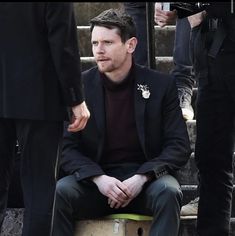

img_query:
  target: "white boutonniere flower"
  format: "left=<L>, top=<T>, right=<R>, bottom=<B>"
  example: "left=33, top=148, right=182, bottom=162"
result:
left=137, top=84, right=151, bottom=99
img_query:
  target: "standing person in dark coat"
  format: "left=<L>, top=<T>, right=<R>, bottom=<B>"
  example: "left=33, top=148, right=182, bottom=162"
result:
left=156, top=3, right=235, bottom=235
left=52, top=8, right=191, bottom=236
left=187, top=3, right=235, bottom=235
left=0, top=3, right=90, bottom=236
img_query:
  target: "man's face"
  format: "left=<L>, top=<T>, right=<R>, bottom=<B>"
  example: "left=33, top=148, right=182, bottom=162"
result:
left=91, top=26, right=129, bottom=73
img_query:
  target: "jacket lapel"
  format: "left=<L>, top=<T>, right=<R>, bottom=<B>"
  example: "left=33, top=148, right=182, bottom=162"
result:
left=89, top=71, right=105, bottom=157
left=134, top=66, right=147, bottom=156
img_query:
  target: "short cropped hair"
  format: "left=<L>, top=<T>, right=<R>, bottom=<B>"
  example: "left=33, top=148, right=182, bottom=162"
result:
left=90, top=8, right=136, bottom=43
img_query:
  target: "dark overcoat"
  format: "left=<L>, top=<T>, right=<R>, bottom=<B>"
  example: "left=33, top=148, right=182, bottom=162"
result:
left=0, top=2, right=84, bottom=121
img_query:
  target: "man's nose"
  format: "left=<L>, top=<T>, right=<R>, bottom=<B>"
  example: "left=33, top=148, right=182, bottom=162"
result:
left=96, top=43, right=105, bottom=53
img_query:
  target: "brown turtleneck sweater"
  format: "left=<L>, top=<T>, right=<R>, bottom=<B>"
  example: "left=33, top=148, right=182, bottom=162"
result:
left=100, top=68, right=145, bottom=165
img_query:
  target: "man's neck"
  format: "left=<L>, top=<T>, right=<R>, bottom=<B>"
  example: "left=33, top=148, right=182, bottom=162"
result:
left=105, top=60, right=132, bottom=84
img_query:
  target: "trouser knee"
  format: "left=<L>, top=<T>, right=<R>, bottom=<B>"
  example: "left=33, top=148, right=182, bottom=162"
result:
left=148, top=176, right=182, bottom=212
left=55, top=175, right=78, bottom=208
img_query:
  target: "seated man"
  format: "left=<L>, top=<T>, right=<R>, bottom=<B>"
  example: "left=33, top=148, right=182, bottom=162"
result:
left=52, top=9, right=191, bottom=236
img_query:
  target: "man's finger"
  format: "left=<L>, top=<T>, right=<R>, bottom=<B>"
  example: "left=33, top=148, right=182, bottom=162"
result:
left=67, top=116, right=89, bottom=132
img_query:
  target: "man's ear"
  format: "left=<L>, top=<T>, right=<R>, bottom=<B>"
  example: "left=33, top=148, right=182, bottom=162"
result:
left=126, top=37, right=137, bottom=53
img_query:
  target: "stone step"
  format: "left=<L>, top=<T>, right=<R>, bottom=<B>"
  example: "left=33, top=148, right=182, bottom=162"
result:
left=77, top=26, right=175, bottom=57
left=177, top=155, right=198, bottom=185
left=155, top=26, right=175, bottom=56
left=181, top=185, right=198, bottom=206
left=1, top=208, right=235, bottom=236
left=178, top=151, right=235, bottom=185
left=186, top=120, right=196, bottom=152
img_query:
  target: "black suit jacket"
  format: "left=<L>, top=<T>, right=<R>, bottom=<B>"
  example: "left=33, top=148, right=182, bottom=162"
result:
left=0, top=3, right=84, bottom=121
left=60, top=64, right=191, bottom=180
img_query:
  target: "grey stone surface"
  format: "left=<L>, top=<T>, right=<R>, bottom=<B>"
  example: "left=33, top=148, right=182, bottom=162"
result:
left=186, top=120, right=196, bottom=152
left=178, top=155, right=199, bottom=185
left=77, top=27, right=92, bottom=58
left=155, top=26, right=175, bottom=56
left=1, top=208, right=24, bottom=236
left=155, top=56, right=174, bottom=73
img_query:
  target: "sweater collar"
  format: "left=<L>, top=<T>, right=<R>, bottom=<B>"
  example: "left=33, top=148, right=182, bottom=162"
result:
left=100, top=63, right=135, bottom=91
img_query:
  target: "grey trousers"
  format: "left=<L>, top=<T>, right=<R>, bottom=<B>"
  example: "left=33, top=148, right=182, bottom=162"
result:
left=52, top=174, right=182, bottom=236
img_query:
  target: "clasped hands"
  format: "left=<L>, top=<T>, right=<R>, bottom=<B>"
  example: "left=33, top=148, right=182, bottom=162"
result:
left=92, top=174, right=149, bottom=209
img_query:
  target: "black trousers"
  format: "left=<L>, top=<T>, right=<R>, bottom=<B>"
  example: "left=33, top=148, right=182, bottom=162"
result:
left=0, top=118, right=62, bottom=236
left=53, top=173, right=182, bottom=236
left=123, top=2, right=148, bottom=66
left=7, top=147, right=24, bottom=208
left=195, top=43, right=235, bottom=236
left=172, top=18, right=195, bottom=94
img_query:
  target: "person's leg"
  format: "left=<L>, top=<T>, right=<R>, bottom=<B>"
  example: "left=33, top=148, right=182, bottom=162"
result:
left=16, top=120, right=63, bottom=236
left=172, top=18, right=195, bottom=120
left=123, top=2, right=148, bottom=66
left=195, top=54, right=235, bottom=236
left=126, top=174, right=182, bottom=236
left=0, top=119, right=16, bottom=228
left=7, top=143, right=24, bottom=208
left=52, top=175, right=112, bottom=236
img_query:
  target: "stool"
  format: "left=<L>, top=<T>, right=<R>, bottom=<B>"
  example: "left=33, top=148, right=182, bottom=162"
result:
left=75, top=213, right=153, bottom=236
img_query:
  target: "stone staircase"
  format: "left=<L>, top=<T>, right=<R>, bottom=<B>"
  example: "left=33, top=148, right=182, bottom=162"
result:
left=1, top=2, right=235, bottom=236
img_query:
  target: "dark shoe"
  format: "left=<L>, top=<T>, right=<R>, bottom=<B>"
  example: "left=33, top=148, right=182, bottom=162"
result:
left=181, top=197, right=199, bottom=216
left=178, top=88, right=194, bottom=120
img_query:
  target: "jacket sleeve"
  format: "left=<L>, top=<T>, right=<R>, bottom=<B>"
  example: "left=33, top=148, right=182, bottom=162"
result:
left=136, top=77, right=191, bottom=178
left=46, top=3, right=84, bottom=107
left=59, top=122, right=105, bottom=180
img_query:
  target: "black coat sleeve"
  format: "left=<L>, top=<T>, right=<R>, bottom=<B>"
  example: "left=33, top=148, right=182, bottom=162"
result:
left=59, top=122, right=105, bottom=180
left=46, top=3, right=84, bottom=107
